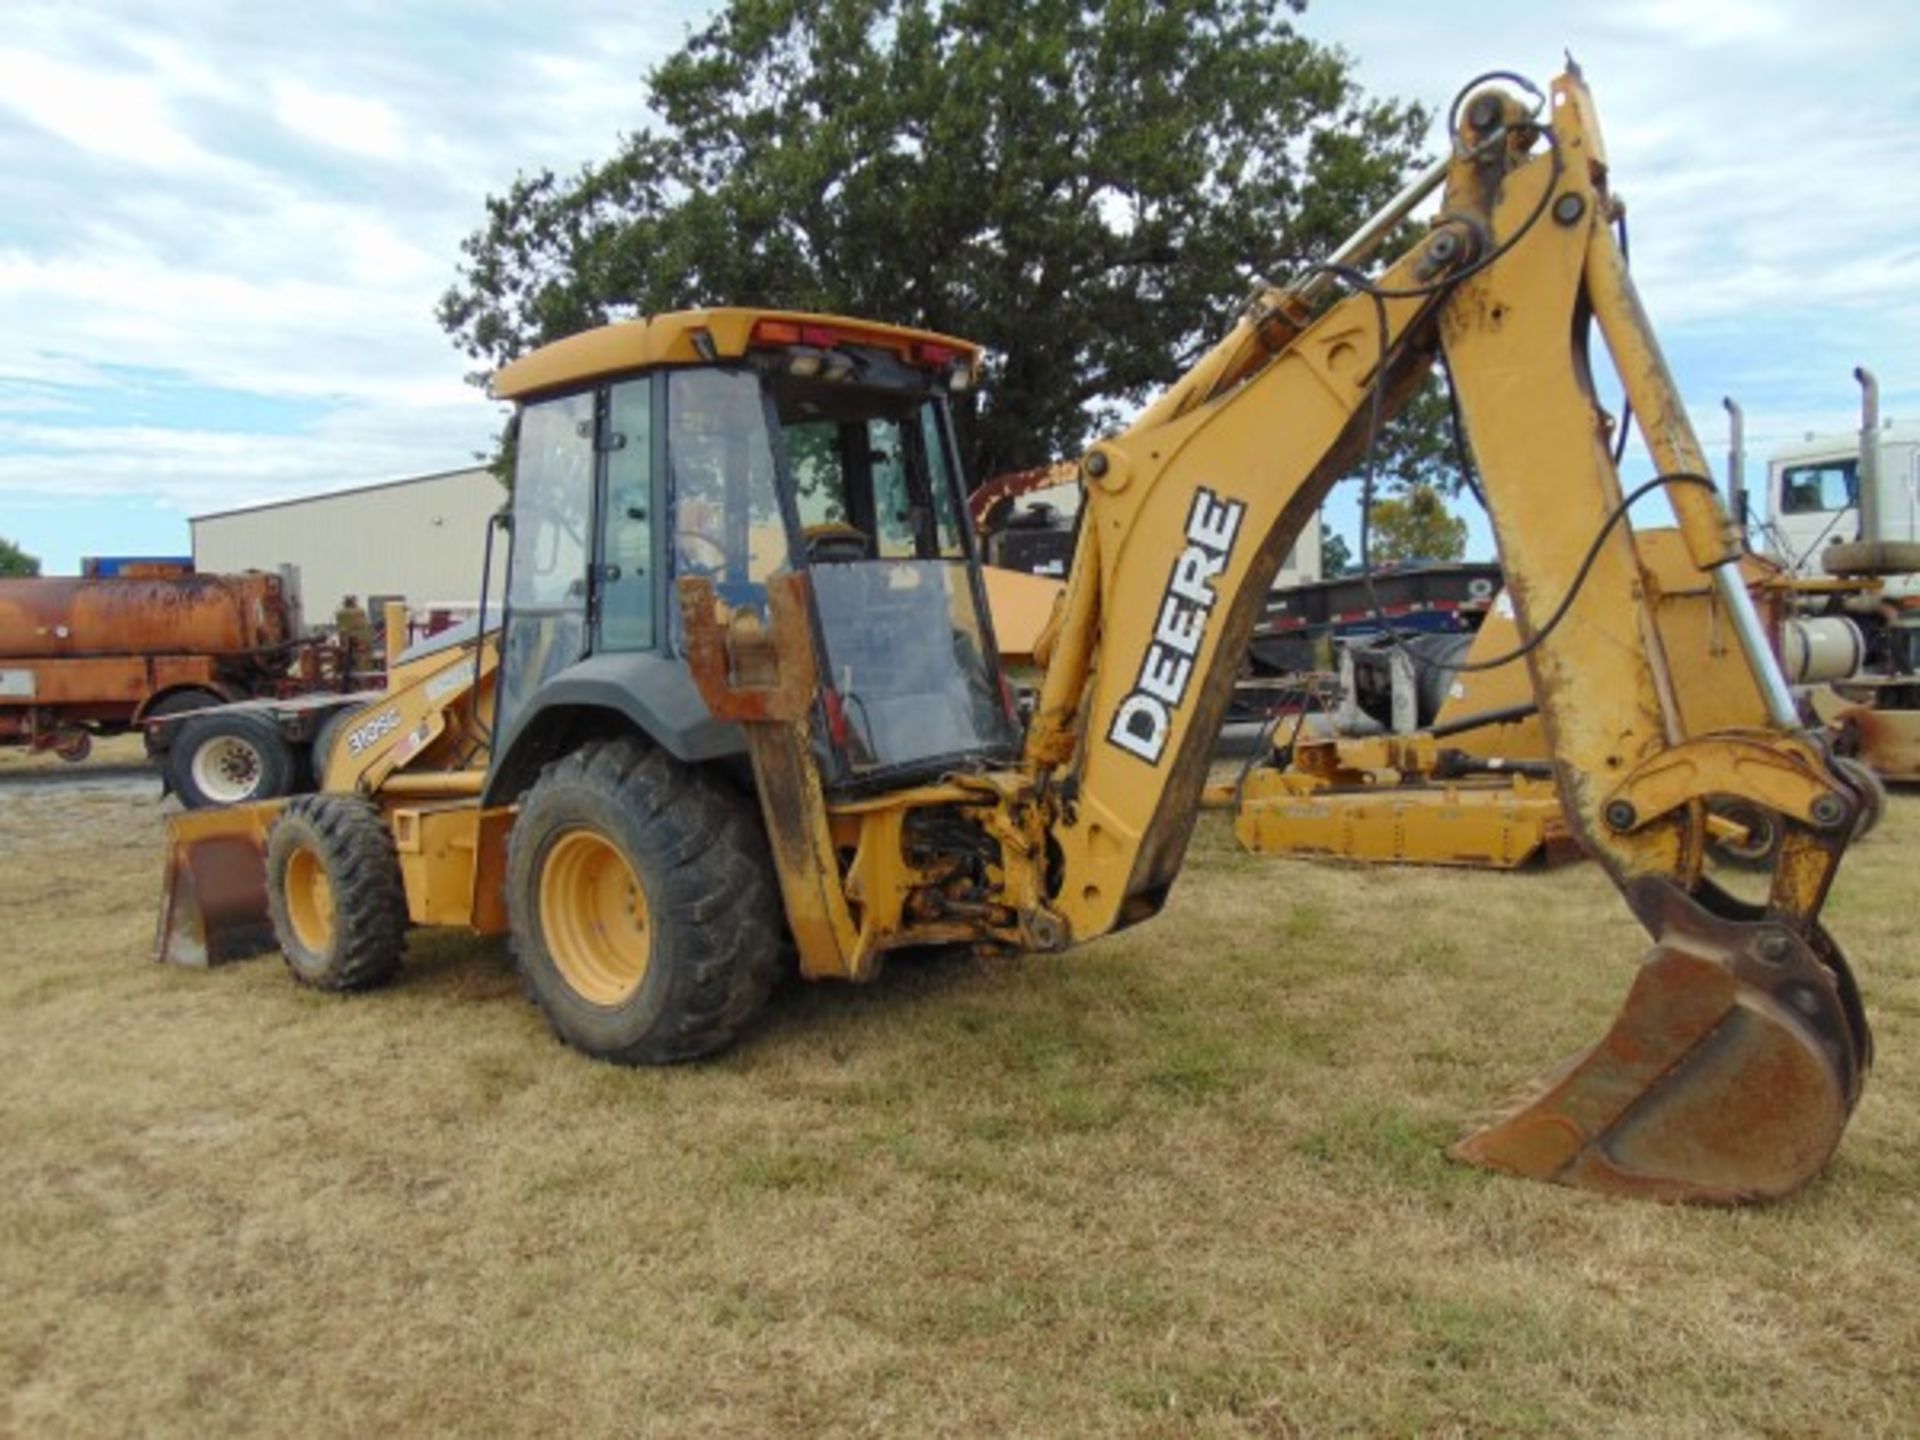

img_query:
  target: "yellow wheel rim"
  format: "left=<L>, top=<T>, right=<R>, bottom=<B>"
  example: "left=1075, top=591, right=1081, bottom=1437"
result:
left=539, top=828, right=651, bottom=1006
left=285, top=846, right=335, bottom=954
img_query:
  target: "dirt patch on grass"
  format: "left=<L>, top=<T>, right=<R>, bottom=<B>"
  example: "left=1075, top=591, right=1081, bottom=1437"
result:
left=2, top=785, right=1916, bottom=1436
left=0, top=733, right=150, bottom=773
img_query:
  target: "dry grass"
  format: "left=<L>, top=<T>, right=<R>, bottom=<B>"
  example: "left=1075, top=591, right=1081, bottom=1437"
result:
left=0, top=733, right=149, bottom=773
left=1, top=776, right=1916, bottom=1437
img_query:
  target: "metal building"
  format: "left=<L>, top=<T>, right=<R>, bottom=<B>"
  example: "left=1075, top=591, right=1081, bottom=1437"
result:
left=191, top=467, right=506, bottom=631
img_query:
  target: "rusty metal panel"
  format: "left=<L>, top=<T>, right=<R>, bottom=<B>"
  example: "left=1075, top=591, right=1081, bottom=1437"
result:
left=0, top=656, right=225, bottom=717
left=0, top=573, right=290, bottom=660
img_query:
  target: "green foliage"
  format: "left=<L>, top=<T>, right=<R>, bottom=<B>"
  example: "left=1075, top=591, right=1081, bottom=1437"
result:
left=1365, top=482, right=1467, bottom=565
left=0, top=536, right=41, bottom=577
left=1320, top=530, right=1352, bottom=576
left=439, top=0, right=1432, bottom=483
left=1374, top=369, right=1467, bottom=494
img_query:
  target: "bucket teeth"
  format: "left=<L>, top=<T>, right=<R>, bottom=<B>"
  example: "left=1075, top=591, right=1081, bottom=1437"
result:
left=1451, top=890, right=1868, bottom=1205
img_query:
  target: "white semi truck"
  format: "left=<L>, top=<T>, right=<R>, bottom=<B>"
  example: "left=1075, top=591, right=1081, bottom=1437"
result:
left=1728, top=369, right=1920, bottom=779
left=1749, top=371, right=1920, bottom=599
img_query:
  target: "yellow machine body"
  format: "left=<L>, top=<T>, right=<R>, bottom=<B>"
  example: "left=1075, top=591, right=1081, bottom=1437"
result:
left=1232, top=721, right=1572, bottom=868
left=1235, top=759, right=1572, bottom=869
left=156, top=606, right=504, bottom=964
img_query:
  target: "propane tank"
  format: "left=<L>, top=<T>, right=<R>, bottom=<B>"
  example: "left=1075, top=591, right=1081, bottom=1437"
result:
left=0, top=574, right=292, bottom=661
left=1782, top=615, right=1865, bottom=685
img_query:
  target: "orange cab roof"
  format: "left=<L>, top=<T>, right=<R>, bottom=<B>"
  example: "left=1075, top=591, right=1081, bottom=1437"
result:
left=490, top=307, right=983, bottom=401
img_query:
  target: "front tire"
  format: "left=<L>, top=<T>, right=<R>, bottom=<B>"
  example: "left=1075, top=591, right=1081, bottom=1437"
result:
left=266, top=795, right=407, bottom=991
left=506, top=737, right=783, bottom=1064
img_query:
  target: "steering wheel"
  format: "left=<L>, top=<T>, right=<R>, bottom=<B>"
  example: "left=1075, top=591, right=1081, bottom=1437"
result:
left=804, top=522, right=872, bottom=564
left=674, top=527, right=730, bottom=575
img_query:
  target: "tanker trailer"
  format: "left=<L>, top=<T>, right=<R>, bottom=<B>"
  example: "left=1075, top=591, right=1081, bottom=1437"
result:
left=0, top=571, right=345, bottom=800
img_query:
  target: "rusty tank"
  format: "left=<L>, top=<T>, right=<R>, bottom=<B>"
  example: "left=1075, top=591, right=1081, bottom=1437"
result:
left=0, top=572, right=293, bottom=660
left=0, top=571, right=328, bottom=762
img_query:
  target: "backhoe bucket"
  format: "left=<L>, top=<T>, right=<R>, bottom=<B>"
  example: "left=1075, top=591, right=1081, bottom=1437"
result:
left=154, top=805, right=283, bottom=968
left=1452, top=882, right=1870, bottom=1204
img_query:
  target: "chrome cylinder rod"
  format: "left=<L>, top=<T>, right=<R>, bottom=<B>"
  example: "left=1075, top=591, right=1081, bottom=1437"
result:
left=1296, top=153, right=1452, bottom=307
left=1715, top=562, right=1801, bottom=727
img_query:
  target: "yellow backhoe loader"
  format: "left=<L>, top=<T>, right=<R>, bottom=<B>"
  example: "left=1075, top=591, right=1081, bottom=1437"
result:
left=157, top=65, right=1873, bottom=1204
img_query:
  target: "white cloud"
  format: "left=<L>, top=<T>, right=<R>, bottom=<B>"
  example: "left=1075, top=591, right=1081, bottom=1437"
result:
left=0, top=0, right=1914, bottom=573
left=0, top=46, right=225, bottom=173
left=1619, top=0, right=1794, bottom=45
left=0, top=0, right=707, bottom=568
left=0, top=393, right=504, bottom=515
left=270, top=78, right=406, bottom=162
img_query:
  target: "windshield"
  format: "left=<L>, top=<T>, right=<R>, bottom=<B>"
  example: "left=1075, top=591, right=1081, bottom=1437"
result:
left=810, top=560, right=1016, bottom=778
left=771, top=372, right=1016, bottom=779
left=1779, top=459, right=1858, bottom=515
left=662, top=362, right=1016, bottom=780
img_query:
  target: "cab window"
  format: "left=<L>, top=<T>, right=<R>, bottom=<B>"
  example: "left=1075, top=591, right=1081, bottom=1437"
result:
left=499, top=389, right=595, bottom=736
left=769, top=389, right=967, bottom=563
left=667, top=369, right=790, bottom=600
left=509, top=393, right=594, bottom=608
left=1780, top=460, right=1857, bottom=515
left=598, top=377, right=655, bottom=650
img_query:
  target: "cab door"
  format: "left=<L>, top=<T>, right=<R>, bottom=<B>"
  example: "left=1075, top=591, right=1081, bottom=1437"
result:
left=497, top=389, right=596, bottom=740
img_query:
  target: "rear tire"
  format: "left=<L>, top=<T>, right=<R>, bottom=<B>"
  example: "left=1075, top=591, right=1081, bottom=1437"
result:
left=506, top=736, right=783, bottom=1064
left=170, top=710, right=296, bottom=809
left=265, top=795, right=407, bottom=991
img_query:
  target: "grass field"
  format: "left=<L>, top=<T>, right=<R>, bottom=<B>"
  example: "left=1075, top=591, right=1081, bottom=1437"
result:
left=1, top=773, right=1916, bottom=1437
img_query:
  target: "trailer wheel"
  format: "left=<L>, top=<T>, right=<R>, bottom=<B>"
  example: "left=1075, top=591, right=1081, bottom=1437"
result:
left=170, top=710, right=296, bottom=809
left=506, top=737, right=784, bottom=1065
left=142, top=687, right=225, bottom=757
left=266, top=795, right=406, bottom=991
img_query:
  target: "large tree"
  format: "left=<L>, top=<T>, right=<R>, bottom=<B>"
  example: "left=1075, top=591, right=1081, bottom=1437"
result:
left=0, top=536, right=40, bottom=577
left=440, top=0, right=1432, bottom=484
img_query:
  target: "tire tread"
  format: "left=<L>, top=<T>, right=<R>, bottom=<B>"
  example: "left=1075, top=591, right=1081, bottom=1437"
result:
left=506, top=736, right=784, bottom=1064
left=267, top=794, right=407, bottom=991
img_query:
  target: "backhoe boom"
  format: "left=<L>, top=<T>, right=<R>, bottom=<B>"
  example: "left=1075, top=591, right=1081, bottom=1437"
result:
left=1010, top=67, right=1870, bottom=1201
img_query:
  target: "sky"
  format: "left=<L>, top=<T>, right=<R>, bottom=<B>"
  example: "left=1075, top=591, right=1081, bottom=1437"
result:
left=1, top=0, right=1916, bottom=573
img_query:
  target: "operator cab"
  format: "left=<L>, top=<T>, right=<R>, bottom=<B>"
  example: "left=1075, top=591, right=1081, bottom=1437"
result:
left=491, top=309, right=1019, bottom=793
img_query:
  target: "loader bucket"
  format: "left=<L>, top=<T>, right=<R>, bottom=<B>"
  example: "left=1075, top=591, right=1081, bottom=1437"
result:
left=1452, top=880, right=1870, bottom=1204
left=154, top=804, right=284, bottom=968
